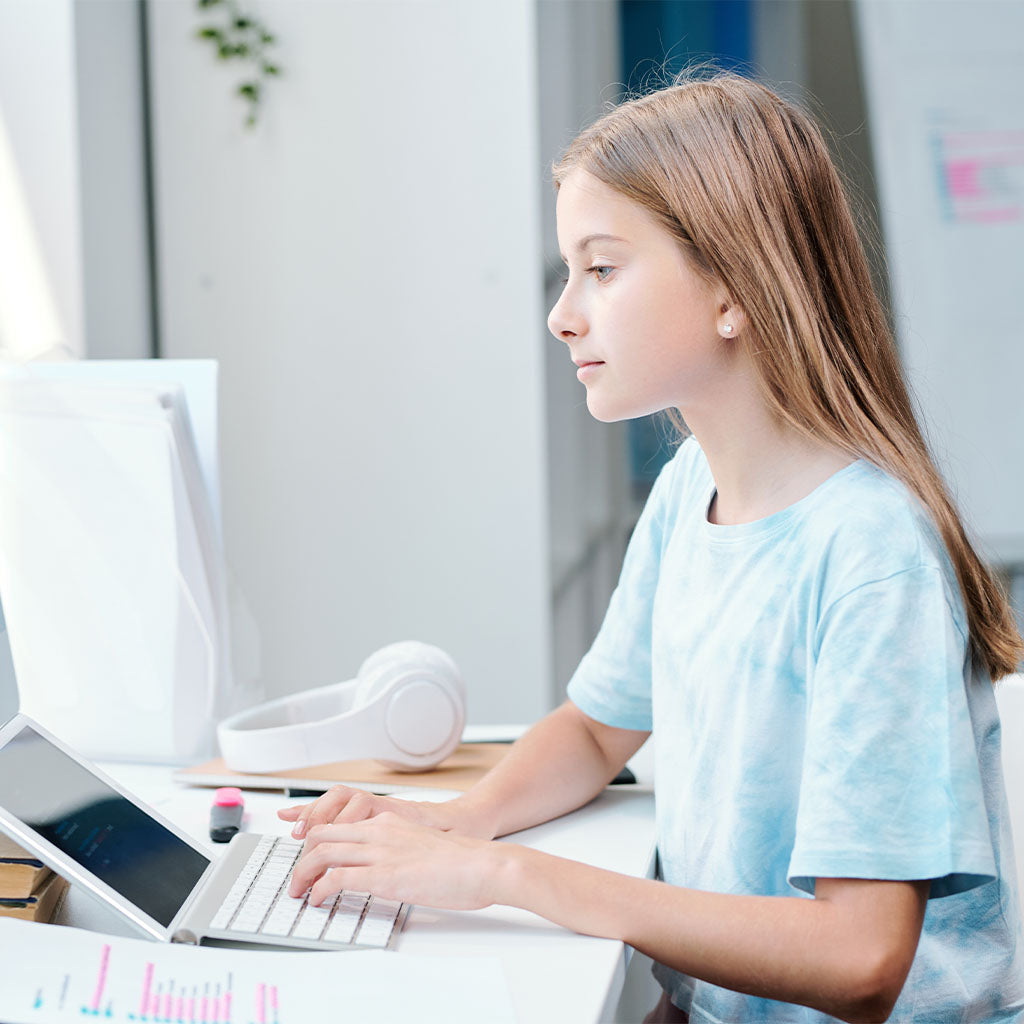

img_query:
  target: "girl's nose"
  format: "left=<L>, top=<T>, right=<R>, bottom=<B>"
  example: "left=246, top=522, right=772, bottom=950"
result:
left=547, top=290, right=587, bottom=342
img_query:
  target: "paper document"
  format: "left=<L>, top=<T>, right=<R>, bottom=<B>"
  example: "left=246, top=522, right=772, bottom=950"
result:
left=0, top=918, right=515, bottom=1024
left=6, top=360, right=224, bottom=533
left=0, top=362, right=237, bottom=762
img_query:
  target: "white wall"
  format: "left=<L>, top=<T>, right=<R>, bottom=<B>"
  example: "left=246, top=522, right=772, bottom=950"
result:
left=537, top=0, right=632, bottom=695
left=74, top=0, right=152, bottom=360
left=0, top=0, right=150, bottom=361
left=147, top=0, right=553, bottom=723
left=857, top=0, right=1024, bottom=568
left=0, top=0, right=84, bottom=358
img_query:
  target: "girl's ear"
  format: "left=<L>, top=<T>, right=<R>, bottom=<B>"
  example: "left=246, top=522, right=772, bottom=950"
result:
left=716, top=300, right=747, bottom=339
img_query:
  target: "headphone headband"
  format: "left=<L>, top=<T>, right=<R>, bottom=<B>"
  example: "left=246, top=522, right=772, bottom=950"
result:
left=216, top=642, right=466, bottom=773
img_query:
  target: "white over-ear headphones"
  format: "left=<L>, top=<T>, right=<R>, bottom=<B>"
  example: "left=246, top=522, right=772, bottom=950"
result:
left=217, top=641, right=466, bottom=773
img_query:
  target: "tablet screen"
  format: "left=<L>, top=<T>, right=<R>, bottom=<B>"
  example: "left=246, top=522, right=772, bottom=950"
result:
left=0, top=723, right=210, bottom=927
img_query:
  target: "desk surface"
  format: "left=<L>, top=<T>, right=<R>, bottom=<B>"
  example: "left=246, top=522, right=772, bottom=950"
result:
left=63, top=763, right=657, bottom=1024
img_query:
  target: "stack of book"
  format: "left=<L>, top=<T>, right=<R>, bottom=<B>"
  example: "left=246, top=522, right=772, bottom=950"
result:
left=0, top=833, right=67, bottom=923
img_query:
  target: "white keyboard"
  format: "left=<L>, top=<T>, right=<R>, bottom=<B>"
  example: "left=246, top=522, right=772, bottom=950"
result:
left=208, top=835, right=405, bottom=948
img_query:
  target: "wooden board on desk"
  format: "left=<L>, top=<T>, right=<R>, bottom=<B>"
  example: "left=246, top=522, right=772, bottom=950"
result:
left=174, top=742, right=510, bottom=793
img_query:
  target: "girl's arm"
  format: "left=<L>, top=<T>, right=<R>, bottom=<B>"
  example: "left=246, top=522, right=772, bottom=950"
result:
left=502, top=850, right=928, bottom=1022
left=289, top=816, right=928, bottom=1024
left=277, top=701, right=650, bottom=840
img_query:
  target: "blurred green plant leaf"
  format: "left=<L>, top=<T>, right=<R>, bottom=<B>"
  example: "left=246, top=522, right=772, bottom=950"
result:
left=195, top=0, right=281, bottom=128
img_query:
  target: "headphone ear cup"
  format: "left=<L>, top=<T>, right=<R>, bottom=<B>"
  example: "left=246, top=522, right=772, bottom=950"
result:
left=351, top=642, right=466, bottom=767
left=354, top=641, right=431, bottom=708
left=355, top=640, right=419, bottom=678
left=354, top=641, right=464, bottom=707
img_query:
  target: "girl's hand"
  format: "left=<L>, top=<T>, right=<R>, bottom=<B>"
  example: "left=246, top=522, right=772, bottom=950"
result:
left=286, top=813, right=506, bottom=911
left=276, top=785, right=470, bottom=839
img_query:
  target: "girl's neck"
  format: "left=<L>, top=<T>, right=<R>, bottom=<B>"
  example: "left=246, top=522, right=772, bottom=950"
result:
left=684, top=393, right=853, bottom=527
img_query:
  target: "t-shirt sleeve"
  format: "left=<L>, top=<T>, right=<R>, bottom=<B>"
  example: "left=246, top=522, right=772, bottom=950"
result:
left=565, top=454, right=681, bottom=732
left=788, top=565, right=997, bottom=898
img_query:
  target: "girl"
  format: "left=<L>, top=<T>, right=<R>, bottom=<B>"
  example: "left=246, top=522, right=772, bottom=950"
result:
left=280, top=74, right=1024, bottom=1022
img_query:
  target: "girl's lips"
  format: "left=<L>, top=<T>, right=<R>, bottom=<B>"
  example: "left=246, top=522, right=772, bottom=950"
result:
left=576, top=361, right=605, bottom=381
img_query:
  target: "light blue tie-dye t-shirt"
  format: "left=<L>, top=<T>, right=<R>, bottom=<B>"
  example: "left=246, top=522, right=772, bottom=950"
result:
left=567, top=438, right=1023, bottom=1022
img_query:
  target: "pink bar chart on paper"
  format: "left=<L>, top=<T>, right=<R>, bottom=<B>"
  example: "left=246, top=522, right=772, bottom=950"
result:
left=70, top=942, right=242, bottom=1023
left=124, top=970, right=234, bottom=1023
left=89, top=944, right=112, bottom=1016
left=252, top=982, right=281, bottom=1024
left=2, top=916, right=512, bottom=1024
left=933, top=127, right=1024, bottom=223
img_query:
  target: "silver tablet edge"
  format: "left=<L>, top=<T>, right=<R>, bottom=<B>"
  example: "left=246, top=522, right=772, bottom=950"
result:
left=0, top=711, right=221, bottom=941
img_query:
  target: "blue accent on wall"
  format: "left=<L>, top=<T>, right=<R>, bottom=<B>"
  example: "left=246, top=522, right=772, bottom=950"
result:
left=618, top=0, right=752, bottom=489
left=621, top=0, right=752, bottom=93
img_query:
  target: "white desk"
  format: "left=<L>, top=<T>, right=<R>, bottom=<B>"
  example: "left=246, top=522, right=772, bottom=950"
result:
left=60, top=764, right=658, bottom=1024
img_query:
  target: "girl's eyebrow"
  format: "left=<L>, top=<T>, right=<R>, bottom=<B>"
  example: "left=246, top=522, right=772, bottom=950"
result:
left=559, top=233, right=630, bottom=262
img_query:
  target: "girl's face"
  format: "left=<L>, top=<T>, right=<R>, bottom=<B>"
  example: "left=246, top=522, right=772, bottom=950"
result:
left=548, top=169, right=738, bottom=423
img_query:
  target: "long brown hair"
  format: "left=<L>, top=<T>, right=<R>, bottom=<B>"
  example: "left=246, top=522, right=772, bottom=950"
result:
left=554, top=72, right=1023, bottom=681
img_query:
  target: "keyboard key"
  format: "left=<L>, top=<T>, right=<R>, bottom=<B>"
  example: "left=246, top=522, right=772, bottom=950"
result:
left=210, top=900, right=240, bottom=931
left=366, top=897, right=402, bottom=917
left=357, top=919, right=396, bottom=947
left=293, top=899, right=336, bottom=940
left=231, top=910, right=267, bottom=933
left=261, top=894, right=306, bottom=936
left=324, top=909, right=362, bottom=944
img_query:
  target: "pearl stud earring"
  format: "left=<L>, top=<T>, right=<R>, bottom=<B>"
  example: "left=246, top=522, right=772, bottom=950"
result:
left=722, top=323, right=734, bottom=335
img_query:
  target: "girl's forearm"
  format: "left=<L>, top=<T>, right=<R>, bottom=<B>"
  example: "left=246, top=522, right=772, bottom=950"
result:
left=446, top=701, right=648, bottom=839
left=278, top=702, right=646, bottom=842
left=486, top=846, right=926, bottom=1023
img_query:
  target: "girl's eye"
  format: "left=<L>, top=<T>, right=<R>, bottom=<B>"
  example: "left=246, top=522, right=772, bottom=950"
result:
left=588, top=265, right=614, bottom=281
